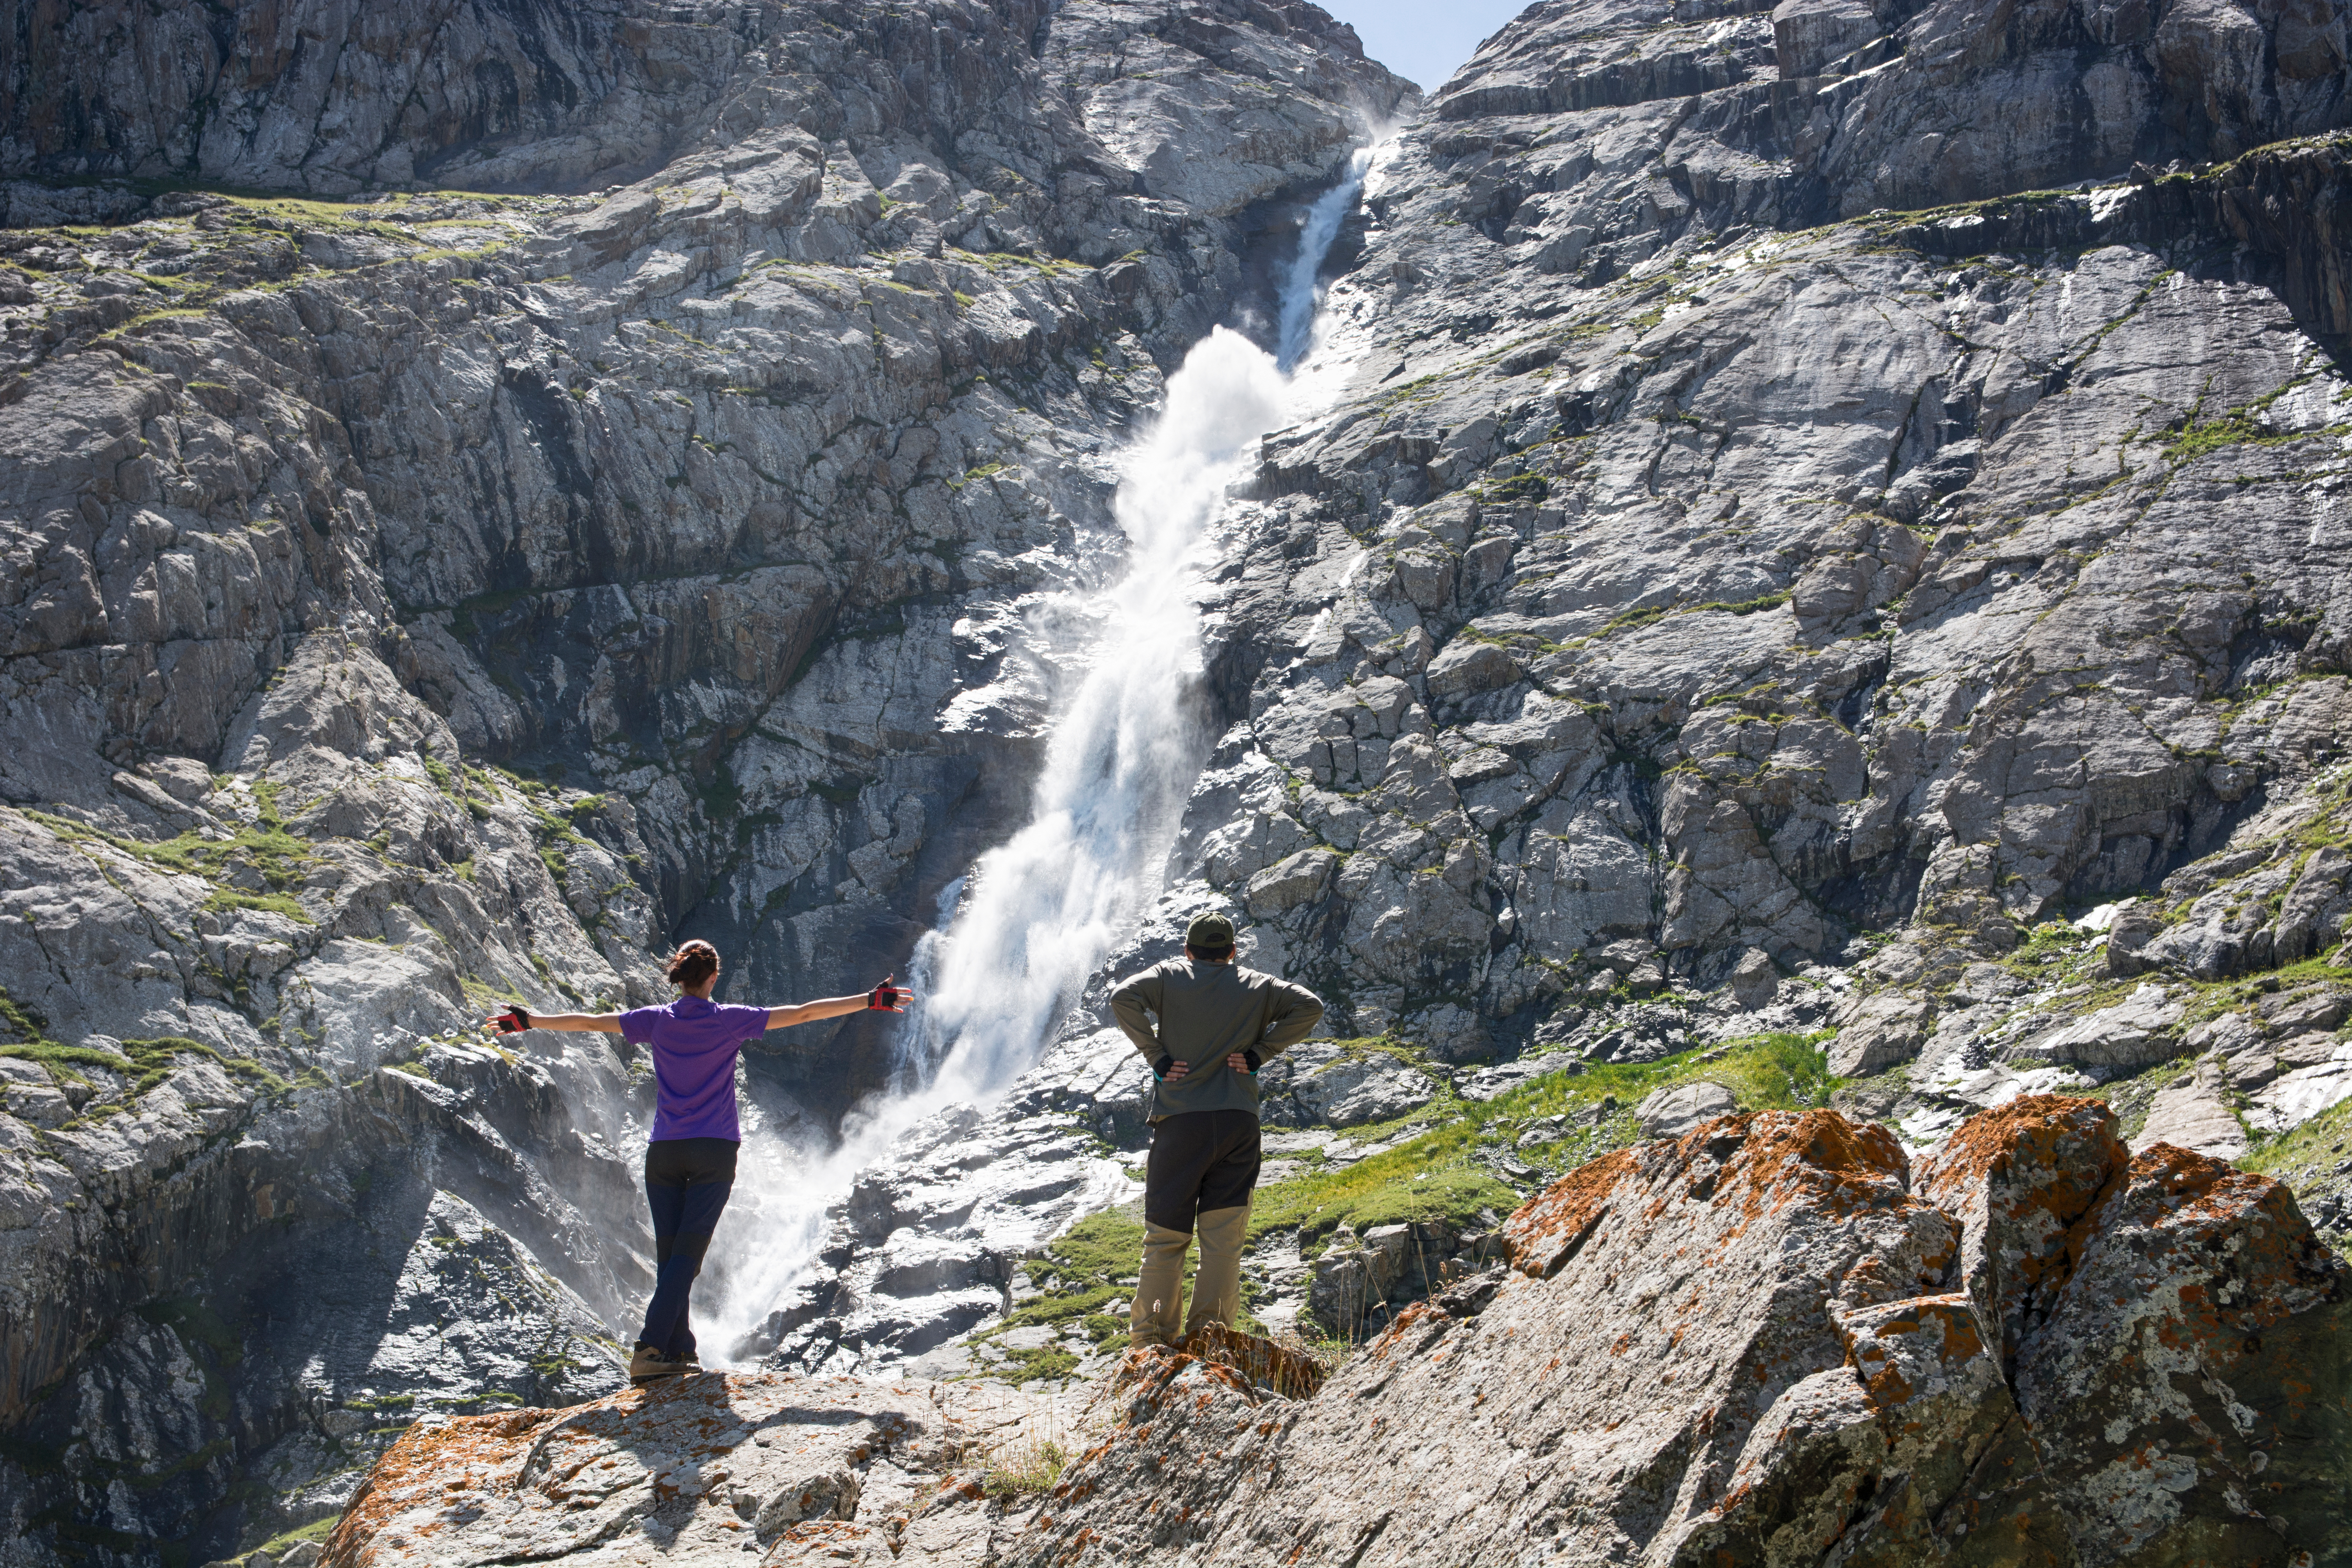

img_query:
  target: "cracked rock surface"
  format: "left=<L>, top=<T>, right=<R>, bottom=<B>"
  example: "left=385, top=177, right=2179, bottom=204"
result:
left=323, top=1098, right=2352, bottom=1566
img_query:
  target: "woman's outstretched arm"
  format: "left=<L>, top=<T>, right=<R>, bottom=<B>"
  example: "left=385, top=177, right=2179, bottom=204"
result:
left=485, top=1005, right=623, bottom=1034
left=766, top=976, right=913, bottom=1030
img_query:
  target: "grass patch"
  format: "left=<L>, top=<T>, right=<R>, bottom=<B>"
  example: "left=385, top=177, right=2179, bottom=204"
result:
left=0, top=1039, right=126, bottom=1083
left=1026, top=1209, right=1147, bottom=1294
left=978, top=1438, right=1069, bottom=1502
left=24, top=808, right=317, bottom=898
left=253, top=1516, right=340, bottom=1557
left=1249, top=1161, right=1517, bottom=1256
left=2238, top=1092, right=2352, bottom=1185
left=966, top=1210, right=1165, bottom=1379
left=201, top=888, right=310, bottom=922
left=1253, top=1032, right=1841, bottom=1254
left=118, top=1037, right=289, bottom=1097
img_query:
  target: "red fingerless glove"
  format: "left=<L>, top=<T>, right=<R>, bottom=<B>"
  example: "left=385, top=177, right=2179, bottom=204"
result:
left=867, top=976, right=906, bottom=1012
left=494, top=1005, right=530, bottom=1034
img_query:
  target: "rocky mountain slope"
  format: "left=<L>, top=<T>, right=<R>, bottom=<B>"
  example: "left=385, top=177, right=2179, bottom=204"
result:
left=318, top=1098, right=2352, bottom=1566
left=10, top=0, right=2352, bottom=1561
left=0, top=3, right=1408, bottom=1562
left=753, top=0, right=2352, bottom=1377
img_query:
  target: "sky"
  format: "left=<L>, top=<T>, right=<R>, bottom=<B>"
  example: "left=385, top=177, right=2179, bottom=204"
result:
left=1323, top=0, right=1530, bottom=95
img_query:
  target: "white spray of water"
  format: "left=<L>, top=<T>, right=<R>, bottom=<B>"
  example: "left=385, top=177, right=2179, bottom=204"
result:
left=698, top=151, right=1376, bottom=1358
left=1278, top=146, right=1372, bottom=372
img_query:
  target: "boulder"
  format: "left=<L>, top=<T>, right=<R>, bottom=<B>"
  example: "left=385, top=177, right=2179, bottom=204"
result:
left=1727, top=947, right=1779, bottom=1010
left=2103, top=906, right=2166, bottom=978
left=1913, top=1094, right=2131, bottom=1370
left=2014, top=1144, right=2352, bottom=1557
left=2013, top=983, right=2187, bottom=1070
left=1456, top=1052, right=1581, bottom=1102
left=1827, top=993, right=1931, bottom=1077
left=315, top=1371, right=1063, bottom=1567
left=1242, top=849, right=1340, bottom=918
left=1261, top=1044, right=1436, bottom=1129
left=2133, top=1059, right=2250, bottom=1160
left=1633, top=1080, right=1739, bottom=1138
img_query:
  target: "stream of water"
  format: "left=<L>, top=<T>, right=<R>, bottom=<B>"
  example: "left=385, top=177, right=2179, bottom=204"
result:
left=699, top=148, right=1376, bottom=1357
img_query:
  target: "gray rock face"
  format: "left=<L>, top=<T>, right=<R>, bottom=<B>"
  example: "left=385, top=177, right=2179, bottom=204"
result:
left=1257, top=1041, right=1436, bottom=1128
left=303, top=1369, right=1069, bottom=1568
left=0, top=2, right=1411, bottom=1557
left=2134, top=1057, right=2251, bottom=1159
left=2015, top=983, right=2189, bottom=1070
left=1133, top=0, right=2352, bottom=1069
left=1828, top=993, right=1932, bottom=1077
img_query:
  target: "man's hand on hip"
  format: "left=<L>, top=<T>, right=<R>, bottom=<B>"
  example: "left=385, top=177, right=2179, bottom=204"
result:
left=1161, top=1055, right=1255, bottom=1080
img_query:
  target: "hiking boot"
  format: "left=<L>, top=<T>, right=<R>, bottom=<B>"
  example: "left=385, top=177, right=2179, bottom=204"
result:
left=628, top=1344, right=687, bottom=1385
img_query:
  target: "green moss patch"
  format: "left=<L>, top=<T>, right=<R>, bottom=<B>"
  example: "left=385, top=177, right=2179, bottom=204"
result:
left=201, top=889, right=310, bottom=922
left=24, top=808, right=318, bottom=900
left=118, top=1037, right=287, bottom=1097
left=1252, top=1031, right=1841, bottom=1254
left=253, top=1516, right=340, bottom=1558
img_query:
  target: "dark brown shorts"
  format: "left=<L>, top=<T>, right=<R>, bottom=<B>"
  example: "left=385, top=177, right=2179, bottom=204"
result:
left=1145, top=1109, right=1261, bottom=1232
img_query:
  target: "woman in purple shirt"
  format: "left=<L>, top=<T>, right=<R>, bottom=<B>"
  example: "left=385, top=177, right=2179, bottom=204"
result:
left=488, top=939, right=909, bottom=1384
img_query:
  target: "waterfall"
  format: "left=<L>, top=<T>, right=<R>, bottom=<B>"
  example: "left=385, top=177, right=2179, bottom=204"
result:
left=698, top=149, right=1376, bottom=1359
left=1278, top=148, right=1372, bottom=371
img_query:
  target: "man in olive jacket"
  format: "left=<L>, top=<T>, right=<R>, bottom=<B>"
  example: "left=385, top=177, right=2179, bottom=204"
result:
left=1109, top=911, right=1325, bottom=1347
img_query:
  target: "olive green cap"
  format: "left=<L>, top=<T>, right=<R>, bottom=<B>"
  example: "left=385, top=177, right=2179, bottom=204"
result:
left=1185, top=912, right=1237, bottom=949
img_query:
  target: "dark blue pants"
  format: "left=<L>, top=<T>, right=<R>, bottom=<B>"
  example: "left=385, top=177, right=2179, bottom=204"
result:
left=639, top=1138, right=737, bottom=1359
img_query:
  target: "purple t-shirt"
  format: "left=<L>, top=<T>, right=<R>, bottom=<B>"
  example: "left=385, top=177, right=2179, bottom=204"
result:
left=621, top=995, right=768, bottom=1142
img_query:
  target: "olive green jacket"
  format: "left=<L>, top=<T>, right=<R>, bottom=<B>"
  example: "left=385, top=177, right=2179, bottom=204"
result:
left=1109, top=958, right=1326, bottom=1122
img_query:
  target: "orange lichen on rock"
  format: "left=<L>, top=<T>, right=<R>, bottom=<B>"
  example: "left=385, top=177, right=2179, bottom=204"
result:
left=1503, top=1146, right=1634, bottom=1278
left=322, top=1406, right=558, bottom=1567
left=1713, top=1109, right=1911, bottom=1224
left=1837, top=1292, right=1987, bottom=1412
left=1915, top=1094, right=2130, bottom=1371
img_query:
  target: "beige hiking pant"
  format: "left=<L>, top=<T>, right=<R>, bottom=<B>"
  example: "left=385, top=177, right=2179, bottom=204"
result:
left=1131, top=1203, right=1249, bottom=1347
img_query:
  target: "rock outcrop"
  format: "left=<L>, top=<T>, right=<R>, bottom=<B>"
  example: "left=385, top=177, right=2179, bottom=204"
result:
left=320, top=1098, right=2352, bottom=1566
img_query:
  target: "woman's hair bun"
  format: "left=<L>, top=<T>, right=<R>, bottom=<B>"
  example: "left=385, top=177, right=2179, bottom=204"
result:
left=667, top=940, right=720, bottom=988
